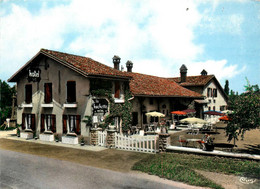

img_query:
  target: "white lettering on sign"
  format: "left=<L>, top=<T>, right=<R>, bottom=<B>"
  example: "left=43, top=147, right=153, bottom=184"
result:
left=29, top=70, right=40, bottom=78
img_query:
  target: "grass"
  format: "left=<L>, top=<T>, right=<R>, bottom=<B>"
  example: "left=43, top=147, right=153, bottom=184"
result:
left=132, top=153, right=260, bottom=189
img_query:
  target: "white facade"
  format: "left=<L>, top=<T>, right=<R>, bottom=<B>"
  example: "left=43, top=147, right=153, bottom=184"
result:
left=202, top=80, right=227, bottom=111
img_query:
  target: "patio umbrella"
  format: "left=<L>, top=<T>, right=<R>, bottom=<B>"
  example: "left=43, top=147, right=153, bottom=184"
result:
left=204, top=111, right=224, bottom=116
left=219, top=115, right=231, bottom=121
left=171, top=111, right=187, bottom=115
left=171, top=110, right=187, bottom=121
left=221, top=110, right=234, bottom=114
left=182, top=109, right=196, bottom=114
left=146, top=111, right=165, bottom=127
left=146, top=111, right=165, bottom=117
left=180, top=117, right=207, bottom=124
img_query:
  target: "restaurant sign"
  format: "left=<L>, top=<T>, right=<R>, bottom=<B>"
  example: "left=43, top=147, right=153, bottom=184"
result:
left=92, top=98, right=108, bottom=114
left=27, top=68, right=41, bottom=82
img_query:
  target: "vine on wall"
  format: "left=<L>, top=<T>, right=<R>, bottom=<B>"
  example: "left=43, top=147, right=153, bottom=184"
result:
left=90, top=88, right=133, bottom=132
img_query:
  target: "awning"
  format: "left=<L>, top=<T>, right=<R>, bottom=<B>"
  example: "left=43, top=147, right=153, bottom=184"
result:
left=194, top=99, right=208, bottom=104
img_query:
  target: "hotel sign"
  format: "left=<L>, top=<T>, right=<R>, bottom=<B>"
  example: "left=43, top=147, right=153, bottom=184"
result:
left=92, top=99, right=108, bottom=114
left=27, top=68, right=41, bottom=82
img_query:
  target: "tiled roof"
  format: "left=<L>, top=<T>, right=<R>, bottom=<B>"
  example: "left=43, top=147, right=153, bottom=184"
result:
left=9, top=48, right=202, bottom=98
left=41, top=49, right=130, bottom=79
left=126, top=72, right=203, bottom=97
left=170, top=75, right=215, bottom=87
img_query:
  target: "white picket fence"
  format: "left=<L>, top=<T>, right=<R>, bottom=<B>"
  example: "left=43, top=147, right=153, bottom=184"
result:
left=98, top=130, right=107, bottom=147
left=115, top=133, right=157, bottom=153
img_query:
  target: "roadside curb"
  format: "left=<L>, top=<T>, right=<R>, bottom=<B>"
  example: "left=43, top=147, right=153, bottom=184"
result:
left=166, top=146, right=260, bottom=160
left=2, top=134, right=107, bottom=152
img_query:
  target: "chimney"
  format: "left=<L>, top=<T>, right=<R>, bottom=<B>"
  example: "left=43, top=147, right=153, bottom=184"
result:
left=126, top=60, right=133, bottom=72
left=180, top=64, right=187, bottom=83
left=201, top=69, right=207, bottom=76
left=112, top=55, right=121, bottom=70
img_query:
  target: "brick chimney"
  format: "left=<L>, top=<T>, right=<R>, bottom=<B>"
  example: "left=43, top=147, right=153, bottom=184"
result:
left=180, top=64, right=187, bottom=83
left=126, top=60, right=133, bottom=72
left=112, top=55, right=121, bottom=70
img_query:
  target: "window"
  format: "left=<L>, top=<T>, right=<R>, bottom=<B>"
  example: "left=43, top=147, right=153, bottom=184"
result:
left=213, top=100, right=216, bottom=103
left=220, top=106, right=226, bottom=111
left=22, top=113, right=35, bottom=130
left=132, top=112, right=138, bottom=126
left=114, top=81, right=120, bottom=98
left=208, top=106, right=211, bottom=111
left=67, top=81, right=76, bottom=103
left=68, top=115, right=76, bottom=133
left=208, top=99, right=211, bottom=104
left=207, top=88, right=212, bottom=97
left=25, top=84, right=32, bottom=104
left=62, top=115, right=81, bottom=135
left=213, top=89, right=218, bottom=98
left=149, top=98, right=153, bottom=105
left=41, top=114, right=56, bottom=132
left=44, top=83, right=52, bottom=103
left=213, top=106, right=215, bottom=111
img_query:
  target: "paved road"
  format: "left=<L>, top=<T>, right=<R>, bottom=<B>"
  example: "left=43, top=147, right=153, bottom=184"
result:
left=0, top=149, right=183, bottom=189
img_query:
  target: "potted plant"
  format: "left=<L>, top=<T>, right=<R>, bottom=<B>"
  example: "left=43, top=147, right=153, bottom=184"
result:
left=16, top=124, right=20, bottom=137
left=54, top=134, right=59, bottom=142
left=80, top=136, right=85, bottom=146
left=33, top=131, right=37, bottom=140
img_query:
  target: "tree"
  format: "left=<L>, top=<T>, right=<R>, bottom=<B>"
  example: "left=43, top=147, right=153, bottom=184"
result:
left=226, top=79, right=260, bottom=146
left=224, top=80, right=229, bottom=95
left=0, top=80, right=16, bottom=125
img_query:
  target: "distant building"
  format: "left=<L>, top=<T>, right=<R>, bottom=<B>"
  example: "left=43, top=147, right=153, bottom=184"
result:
left=170, top=65, right=228, bottom=114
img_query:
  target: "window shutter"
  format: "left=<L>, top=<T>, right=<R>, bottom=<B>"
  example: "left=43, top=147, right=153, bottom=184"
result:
left=115, top=82, right=120, bottom=98
left=76, top=115, right=81, bottom=135
left=22, top=113, right=25, bottom=130
left=51, top=114, right=56, bottom=133
left=63, top=115, right=67, bottom=134
left=41, top=114, right=45, bottom=132
left=31, top=114, right=35, bottom=131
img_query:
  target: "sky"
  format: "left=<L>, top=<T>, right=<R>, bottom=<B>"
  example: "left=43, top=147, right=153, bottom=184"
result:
left=0, top=0, right=259, bottom=93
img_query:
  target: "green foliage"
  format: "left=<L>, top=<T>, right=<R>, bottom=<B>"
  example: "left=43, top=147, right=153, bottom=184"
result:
left=91, top=86, right=133, bottom=132
left=224, top=80, right=229, bottom=95
left=103, top=90, right=133, bottom=132
left=82, top=116, right=92, bottom=126
left=244, top=77, right=259, bottom=93
left=226, top=79, right=260, bottom=143
left=0, top=80, right=16, bottom=125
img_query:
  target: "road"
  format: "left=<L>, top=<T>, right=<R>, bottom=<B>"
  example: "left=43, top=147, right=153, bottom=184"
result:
left=0, top=149, right=183, bottom=189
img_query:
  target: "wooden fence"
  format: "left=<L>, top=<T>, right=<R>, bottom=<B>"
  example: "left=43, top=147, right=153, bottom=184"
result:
left=98, top=131, right=107, bottom=147
left=115, top=133, right=157, bottom=153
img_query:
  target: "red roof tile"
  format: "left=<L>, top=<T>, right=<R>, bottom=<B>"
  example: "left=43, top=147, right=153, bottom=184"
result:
left=41, top=49, right=130, bottom=79
left=126, top=72, right=202, bottom=98
left=170, top=75, right=214, bottom=86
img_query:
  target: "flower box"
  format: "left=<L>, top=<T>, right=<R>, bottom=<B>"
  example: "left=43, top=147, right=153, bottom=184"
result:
left=39, top=134, right=54, bottom=142
left=62, top=136, right=78, bottom=144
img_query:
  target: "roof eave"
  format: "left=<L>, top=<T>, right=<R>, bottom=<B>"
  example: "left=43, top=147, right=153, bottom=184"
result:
left=133, top=94, right=204, bottom=98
